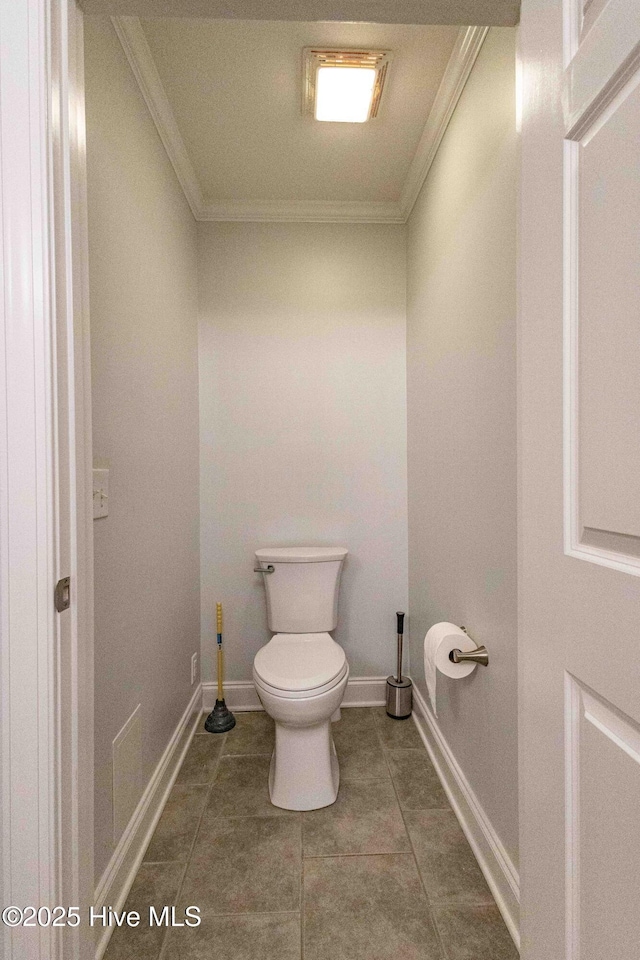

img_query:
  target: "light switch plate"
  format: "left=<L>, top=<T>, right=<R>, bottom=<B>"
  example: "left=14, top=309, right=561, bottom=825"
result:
left=93, top=468, right=109, bottom=519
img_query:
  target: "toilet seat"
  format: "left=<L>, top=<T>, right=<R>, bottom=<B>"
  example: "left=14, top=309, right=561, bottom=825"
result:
left=253, top=632, right=346, bottom=696
left=254, top=661, right=348, bottom=700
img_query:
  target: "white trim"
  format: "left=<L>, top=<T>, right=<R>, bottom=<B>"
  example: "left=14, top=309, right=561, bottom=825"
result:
left=564, top=672, right=581, bottom=960
left=1, top=1, right=93, bottom=957
left=111, top=16, right=204, bottom=219
left=562, top=8, right=640, bottom=578
left=564, top=0, right=640, bottom=139
left=564, top=674, right=640, bottom=960
left=198, top=199, right=404, bottom=223
left=399, top=26, right=489, bottom=219
left=111, top=19, right=487, bottom=224
left=202, top=676, right=388, bottom=712
left=341, top=676, right=388, bottom=706
left=53, top=6, right=96, bottom=957
left=412, top=684, right=520, bottom=949
left=0, top=3, right=57, bottom=955
left=94, top=685, right=202, bottom=960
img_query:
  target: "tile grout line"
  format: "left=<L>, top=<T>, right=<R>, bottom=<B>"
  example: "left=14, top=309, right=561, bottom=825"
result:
left=156, top=728, right=229, bottom=960
left=380, top=718, right=504, bottom=928
left=165, top=716, right=305, bottom=958
left=398, top=799, right=449, bottom=959
left=374, top=713, right=449, bottom=960
left=170, top=909, right=302, bottom=919
left=139, top=709, right=500, bottom=960
left=303, top=850, right=423, bottom=861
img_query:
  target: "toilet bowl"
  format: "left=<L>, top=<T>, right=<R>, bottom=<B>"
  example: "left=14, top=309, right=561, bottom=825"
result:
left=253, top=634, right=348, bottom=810
left=253, top=547, right=349, bottom=811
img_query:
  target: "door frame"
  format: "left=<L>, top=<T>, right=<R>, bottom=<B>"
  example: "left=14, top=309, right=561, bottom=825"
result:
left=0, top=1, right=93, bottom=958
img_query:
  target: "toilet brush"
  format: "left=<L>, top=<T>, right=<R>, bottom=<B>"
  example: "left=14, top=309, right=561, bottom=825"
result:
left=205, top=602, right=236, bottom=734
left=386, top=611, right=413, bottom=719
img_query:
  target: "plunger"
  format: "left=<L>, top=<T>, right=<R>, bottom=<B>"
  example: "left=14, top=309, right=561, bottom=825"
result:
left=205, top=602, right=236, bottom=733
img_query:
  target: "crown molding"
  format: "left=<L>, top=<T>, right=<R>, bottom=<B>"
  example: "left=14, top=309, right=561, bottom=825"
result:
left=112, top=16, right=204, bottom=218
left=112, top=18, right=488, bottom=224
left=198, top=199, right=404, bottom=223
left=399, top=25, right=489, bottom=219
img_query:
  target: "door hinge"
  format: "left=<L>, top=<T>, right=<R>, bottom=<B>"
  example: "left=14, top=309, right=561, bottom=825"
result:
left=54, top=576, right=71, bottom=612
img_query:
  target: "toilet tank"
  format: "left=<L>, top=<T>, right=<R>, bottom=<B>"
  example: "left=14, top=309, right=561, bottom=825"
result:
left=255, top=546, right=348, bottom=633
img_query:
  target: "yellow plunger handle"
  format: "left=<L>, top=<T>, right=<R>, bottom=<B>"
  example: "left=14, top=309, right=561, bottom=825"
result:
left=216, top=602, right=224, bottom=699
left=217, top=647, right=224, bottom=700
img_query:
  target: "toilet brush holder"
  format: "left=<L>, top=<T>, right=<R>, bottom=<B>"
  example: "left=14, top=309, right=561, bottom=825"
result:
left=386, top=611, right=413, bottom=719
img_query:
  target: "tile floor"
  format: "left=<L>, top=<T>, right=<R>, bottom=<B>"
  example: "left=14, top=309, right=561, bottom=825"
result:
left=104, top=708, right=518, bottom=960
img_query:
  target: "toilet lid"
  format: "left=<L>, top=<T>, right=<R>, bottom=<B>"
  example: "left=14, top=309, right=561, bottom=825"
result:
left=254, top=633, right=346, bottom=692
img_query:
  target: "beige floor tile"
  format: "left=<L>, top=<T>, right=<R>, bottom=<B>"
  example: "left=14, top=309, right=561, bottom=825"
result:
left=372, top=706, right=423, bottom=749
left=144, top=784, right=208, bottom=863
left=113, top=704, right=511, bottom=960
left=386, top=749, right=449, bottom=810
left=175, top=735, right=223, bottom=785
left=303, top=854, right=442, bottom=960
left=207, top=755, right=295, bottom=818
left=333, top=719, right=390, bottom=781
left=162, top=912, right=301, bottom=960
left=303, top=779, right=410, bottom=857
left=222, top=711, right=275, bottom=756
left=103, top=862, right=183, bottom=960
left=179, top=815, right=301, bottom=916
left=405, top=810, right=493, bottom=905
left=433, top=905, right=518, bottom=960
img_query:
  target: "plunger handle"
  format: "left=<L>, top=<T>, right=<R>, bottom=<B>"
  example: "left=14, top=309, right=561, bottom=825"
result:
left=216, top=602, right=224, bottom=700
left=396, top=611, right=405, bottom=683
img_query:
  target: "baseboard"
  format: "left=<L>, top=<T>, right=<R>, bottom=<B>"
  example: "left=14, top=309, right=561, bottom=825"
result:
left=341, top=676, right=387, bottom=707
left=412, top=684, right=520, bottom=950
left=202, top=676, right=388, bottom=712
left=94, top=684, right=202, bottom=960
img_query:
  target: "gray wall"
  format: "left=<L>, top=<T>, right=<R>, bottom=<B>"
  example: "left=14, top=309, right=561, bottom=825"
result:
left=85, top=17, right=200, bottom=882
left=406, top=27, right=518, bottom=864
left=198, top=221, right=408, bottom=683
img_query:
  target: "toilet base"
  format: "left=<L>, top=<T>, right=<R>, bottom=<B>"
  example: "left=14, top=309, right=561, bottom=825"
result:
left=268, top=721, right=339, bottom=811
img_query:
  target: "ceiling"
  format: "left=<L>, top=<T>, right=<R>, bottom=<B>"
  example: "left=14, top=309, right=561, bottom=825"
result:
left=140, top=19, right=459, bottom=207
left=112, top=17, right=492, bottom=221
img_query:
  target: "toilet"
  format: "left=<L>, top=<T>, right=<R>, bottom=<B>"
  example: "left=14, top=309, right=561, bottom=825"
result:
left=252, top=546, right=349, bottom=811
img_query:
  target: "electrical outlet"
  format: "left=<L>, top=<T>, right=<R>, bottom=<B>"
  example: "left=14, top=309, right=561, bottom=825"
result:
left=191, top=652, right=199, bottom=686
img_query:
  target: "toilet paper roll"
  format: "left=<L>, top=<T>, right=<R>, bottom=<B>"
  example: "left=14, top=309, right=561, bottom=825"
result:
left=424, top=622, right=478, bottom=717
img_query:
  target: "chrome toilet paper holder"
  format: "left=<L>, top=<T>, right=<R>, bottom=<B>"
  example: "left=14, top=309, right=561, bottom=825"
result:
left=449, top=627, right=489, bottom=667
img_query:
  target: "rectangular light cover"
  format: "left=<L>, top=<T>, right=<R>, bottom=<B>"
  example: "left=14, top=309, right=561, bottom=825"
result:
left=303, top=49, right=391, bottom=124
left=315, top=66, right=376, bottom=123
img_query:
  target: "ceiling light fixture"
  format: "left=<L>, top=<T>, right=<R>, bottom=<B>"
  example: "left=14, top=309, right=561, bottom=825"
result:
left=303, top=48, right=392, bottom=123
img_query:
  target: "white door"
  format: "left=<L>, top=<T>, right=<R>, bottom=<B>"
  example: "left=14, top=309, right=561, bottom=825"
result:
left=519, top=0, right=640, bottom=957
left=0, top=1, right=93, bottom=957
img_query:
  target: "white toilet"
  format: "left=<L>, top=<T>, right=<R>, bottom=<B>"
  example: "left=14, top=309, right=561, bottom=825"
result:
left=252, top=546, right=349, bottom=811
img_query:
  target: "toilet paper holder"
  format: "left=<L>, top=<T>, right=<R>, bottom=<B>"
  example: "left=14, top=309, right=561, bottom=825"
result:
left=449, top=627, right=489, bottom=667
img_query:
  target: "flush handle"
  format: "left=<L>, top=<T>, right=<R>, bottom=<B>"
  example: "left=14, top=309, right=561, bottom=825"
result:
left=253, top=564, right=275, bottom=574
